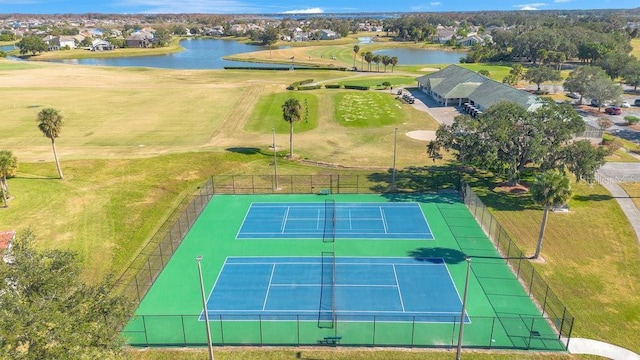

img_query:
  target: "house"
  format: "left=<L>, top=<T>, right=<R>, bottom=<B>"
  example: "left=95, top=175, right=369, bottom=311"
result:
left=47, top=35, right=77, bottom=51
left=433, top=27, right=455, bottom=44
left=319, top=29, right=337, bottom=40
left=458, top=34, right=487, bottom=47
left=125, top=33, right=152, bottom=48
left=416, top=65, right=602, bottom=142
left=91, top=39, right=114, bottom=51
left=416, top=65, right=543, bottom=111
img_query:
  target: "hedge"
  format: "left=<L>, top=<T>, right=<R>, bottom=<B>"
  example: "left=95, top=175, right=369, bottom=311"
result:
left=324, top=84, right=341, bottom=89
left=298, top=85, right=322, bottom=90
left=343, top=85, right=370, bottom=91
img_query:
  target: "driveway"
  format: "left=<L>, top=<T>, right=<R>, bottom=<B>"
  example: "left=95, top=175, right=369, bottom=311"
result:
left=404, top=87, right=460, bottom=126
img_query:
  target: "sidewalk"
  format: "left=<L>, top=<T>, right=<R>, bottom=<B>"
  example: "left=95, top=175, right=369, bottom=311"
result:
left=568, top=338, right=640, bottom=359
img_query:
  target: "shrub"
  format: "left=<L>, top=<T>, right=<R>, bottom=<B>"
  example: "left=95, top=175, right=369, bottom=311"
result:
left=625, top=115, right=640, bottom=125
left=343, top=85, right=370, bottom=91
left=478, top=69, right=490, bottom=77
left=298, top=85, right=322, bottom=90
left=381, top=81, right=391, bottom=88
left=324, top=84, right=341, bottom=89
left=286, top=79, right=314, bottom=90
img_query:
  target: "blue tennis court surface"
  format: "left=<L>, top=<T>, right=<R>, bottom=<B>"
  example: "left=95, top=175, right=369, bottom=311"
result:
left=201, top=257, right=468, bottom=323
left=236, top=202, right=433, bottom=240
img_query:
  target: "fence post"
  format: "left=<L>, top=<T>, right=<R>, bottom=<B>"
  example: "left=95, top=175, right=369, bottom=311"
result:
left=542, top=286, right=549, bottom=316
left=181, top=315, right=187, bottom=346
left=142, top=315, right=149, bottom=347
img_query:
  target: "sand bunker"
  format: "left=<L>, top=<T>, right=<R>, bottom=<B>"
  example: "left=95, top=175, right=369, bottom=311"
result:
left=406, top=130, right=436, bottom=141
left=419, top=67, right=441, bottom=72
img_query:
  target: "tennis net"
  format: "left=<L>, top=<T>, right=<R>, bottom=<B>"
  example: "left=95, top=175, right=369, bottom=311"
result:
left=322, top=199, right=336, bottom=243
left=318, top=251, right=336, bottom=328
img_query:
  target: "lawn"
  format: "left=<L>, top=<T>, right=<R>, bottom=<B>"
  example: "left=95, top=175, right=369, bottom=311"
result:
left=128, top=348, right=575, bottom=360
left=467, top=174, right=640, bottom=352
left=246, top=92, right=319, bottom=133
left=1, top=53, right=639, bottom=357
left=334, top=91, right=404, bottom=127
left=337, top=75, right=416, bottom=88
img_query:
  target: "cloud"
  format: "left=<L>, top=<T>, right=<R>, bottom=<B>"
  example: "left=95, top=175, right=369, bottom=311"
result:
left=513, top=3, right=548, bottom=10
left=430, top=2, right=441, bottom=5
left=554, top=0, right=570, bottom=2
left=112, top=0, right=258, bottom=14
left=282, top=7, right=324, bottom=14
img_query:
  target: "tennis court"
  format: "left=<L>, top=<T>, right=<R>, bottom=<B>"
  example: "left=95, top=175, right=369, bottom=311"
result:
left=237, top=202, right=433, bottom=240
left=202, top=256, right=467, bottom=323
left=123, top=193, right=566, bottom=350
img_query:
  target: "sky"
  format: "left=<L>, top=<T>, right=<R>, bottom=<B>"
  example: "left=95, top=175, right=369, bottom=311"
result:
left=0, top=0, right=637, bottom=15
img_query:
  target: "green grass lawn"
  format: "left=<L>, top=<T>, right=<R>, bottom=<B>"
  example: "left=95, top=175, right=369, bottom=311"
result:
left=334, top=92, right=404, bottom=127
left=466, top=173, right=640, bottom=352
left=337, top=75, right=416, bottom=88
left=2, top=48, right=640, bottom=358
left=246, top=92, right=319, bottom=133
left=128, top=348, right=575, bottom=360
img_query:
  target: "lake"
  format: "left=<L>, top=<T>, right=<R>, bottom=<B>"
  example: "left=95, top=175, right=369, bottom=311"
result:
left=46, top=38, right=291, bottom=69
left=7, top=39, right=464, bottom=69
left=373, top=48, right=463, bottom=65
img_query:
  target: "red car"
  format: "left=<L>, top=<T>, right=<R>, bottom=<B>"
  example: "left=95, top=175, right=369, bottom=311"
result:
left=605, top=106, right=622, bottom=115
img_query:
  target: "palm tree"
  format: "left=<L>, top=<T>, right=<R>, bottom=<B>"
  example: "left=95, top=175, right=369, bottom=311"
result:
left=352, top=45, right=360, bottom=68
left=530, top=170, right=572, bottom=260
left=382, top=55, right=391, bottom=72
left=36, top=108, right=65, bottom=179
left=373, top=55, right=382, bottom=72
left=364, top=51, right=373, bottom=72
left=360, top=50, right=366, bottom=71
left=0, top=150, right=18, bottom=207
left=282, top=98, right=302, bottom=159
left=390, top=56, right=398, bottom=72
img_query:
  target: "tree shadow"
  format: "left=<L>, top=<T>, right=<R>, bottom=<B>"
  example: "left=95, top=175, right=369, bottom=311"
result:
left=408, top=247, right=467, bottom=264
left=225, top=147, right=261, bottom=155
left=572, top=194, right=613, bottom=202
left=367, top=164, right=464, bottom=197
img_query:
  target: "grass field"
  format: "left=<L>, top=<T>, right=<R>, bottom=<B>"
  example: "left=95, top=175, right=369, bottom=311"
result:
left=1, top=41, right=639, bottom=358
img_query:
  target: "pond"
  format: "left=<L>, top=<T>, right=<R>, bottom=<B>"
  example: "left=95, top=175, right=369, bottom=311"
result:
left=373, top=48, right=464, bottom=65
left=1, top=44, right=16, bottom=52
left=45, top=38, right=292, bottom=69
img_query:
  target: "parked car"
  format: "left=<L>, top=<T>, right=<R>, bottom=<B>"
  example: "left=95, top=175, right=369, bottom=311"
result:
left=621, top=101, right=631, bottom=108
left=635, top=98, right=640, bottom=106
left=566, top=92, right=580, bottom=99
left=591, top=99, right=611, bottom=107
left=605, top=106, right=622, bottom=115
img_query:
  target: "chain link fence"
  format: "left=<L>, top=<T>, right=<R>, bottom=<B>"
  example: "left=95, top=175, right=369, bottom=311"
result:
left=462, top=183, right=574, bottom=347
left=116, top=174, right=572, bottom=350
left=115, top=177, right=214, bottom=303
left=123, top=313, right=563, bottom=350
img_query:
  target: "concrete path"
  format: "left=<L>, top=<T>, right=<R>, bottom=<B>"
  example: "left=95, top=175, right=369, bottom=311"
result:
left=597, top=161, right=640, bottom=244
left=568, top=338, right=640, bottom=360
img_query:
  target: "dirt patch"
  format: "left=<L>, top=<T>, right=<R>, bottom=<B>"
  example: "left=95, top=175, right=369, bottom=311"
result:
left=406, top=130, right=436, bottom=141
left=494, top=182, right=529, bottom=194
left=419, top=67, right=441, bottom=72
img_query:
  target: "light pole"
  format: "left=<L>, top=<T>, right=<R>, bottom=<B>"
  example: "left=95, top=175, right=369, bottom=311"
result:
left=196, top=256, right=215, bottom=360
left=456, top=257, right=472, bottom=360
left=391, top=128, right=398, bottom=190
left=272, top=128, right=278, bottom=191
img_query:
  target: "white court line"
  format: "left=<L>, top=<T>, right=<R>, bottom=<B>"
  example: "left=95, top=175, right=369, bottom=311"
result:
left=316, top=209, right=321, bottom=230
left=380, top=207, right=389, bottom=233
left=392, top=264, right=406, bottom=312
left=349, top=209, right=353, bottom=230
left=280, top=207, right=290, bottom=233
left=263, top=264, right=276, bottom=311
